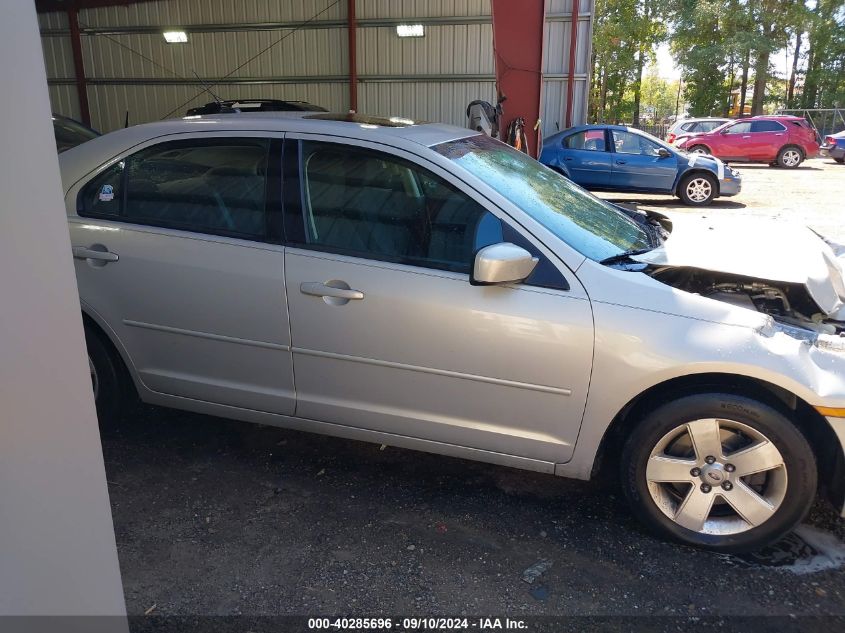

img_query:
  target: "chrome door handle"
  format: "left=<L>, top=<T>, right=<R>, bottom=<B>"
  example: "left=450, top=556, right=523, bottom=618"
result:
left=72, top=246, right=119, bottom=262
left=300, top=281, right=364, bottom=301
left=615, top=159, right=626, bottom=165
left=742, top=135, right=751, bottom=139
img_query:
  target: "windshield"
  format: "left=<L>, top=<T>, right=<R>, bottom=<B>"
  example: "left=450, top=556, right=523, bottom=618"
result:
left=432, top=135, right=652, bottom=262
left=53, top=116, right=99, bottom=153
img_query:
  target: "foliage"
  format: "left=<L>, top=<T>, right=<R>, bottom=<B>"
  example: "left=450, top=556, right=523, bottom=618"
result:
left=588, top=0, right=845, bottom=124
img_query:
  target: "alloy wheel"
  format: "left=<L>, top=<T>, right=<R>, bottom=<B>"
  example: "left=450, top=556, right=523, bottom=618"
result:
left=646, top=418, right=787, bottom=535
left=685, top=177, right=712, bottom=203
left=782, top=149, right=801, bottom=167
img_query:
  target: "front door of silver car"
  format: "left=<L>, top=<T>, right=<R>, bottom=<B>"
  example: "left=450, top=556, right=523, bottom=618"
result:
left=280, top=136, right=594, bottom=464
left=69, top=135, right=296, bottom=415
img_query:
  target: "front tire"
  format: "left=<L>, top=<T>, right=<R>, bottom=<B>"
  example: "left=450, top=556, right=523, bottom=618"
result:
left=688, top=145, right=710, bottom=155
left=678, top=172, right=716, bottom=206
left=620, top=393, right=816, bottom=553
left=835, top=156, right=844, bottom=164
left=776, top=145, right=803, bottom=168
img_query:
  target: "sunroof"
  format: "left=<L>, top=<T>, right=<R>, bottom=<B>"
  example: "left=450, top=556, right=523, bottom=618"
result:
left=303, top=113, right=423, bottom=127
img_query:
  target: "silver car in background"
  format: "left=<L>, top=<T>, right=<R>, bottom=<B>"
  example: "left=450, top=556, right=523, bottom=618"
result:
left=666, top=117, right=730, bottom=144
left=61, top=112, right=845, bottom=553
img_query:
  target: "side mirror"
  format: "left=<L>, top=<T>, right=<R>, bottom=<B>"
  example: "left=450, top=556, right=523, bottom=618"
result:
left=471, top=242, right=539, bottom=286
left=657, top=147, right=672, bottom=158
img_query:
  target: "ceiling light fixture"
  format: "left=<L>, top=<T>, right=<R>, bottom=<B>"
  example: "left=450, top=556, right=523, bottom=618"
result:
left=396, top=24, right=425, bottom=38
left=163, top=31, right=188, bottom=43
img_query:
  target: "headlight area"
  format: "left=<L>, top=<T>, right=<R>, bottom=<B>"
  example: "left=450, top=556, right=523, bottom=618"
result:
left=758, top=318, right=845, bottom=352
left=758, top=319, right=845, bottom=517
left=756, top=317, right=845, bottom=402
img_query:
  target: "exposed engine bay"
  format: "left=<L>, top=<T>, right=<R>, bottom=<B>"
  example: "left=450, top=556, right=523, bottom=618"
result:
left=609, top=205, right=845, bottom=338
left=648, top=267, right=845, bottom=336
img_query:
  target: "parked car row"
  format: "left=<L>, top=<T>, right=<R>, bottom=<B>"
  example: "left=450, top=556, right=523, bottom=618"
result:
left=672, top=115, right=819, bottom=168
left=538, top=114, right=838, bottom=206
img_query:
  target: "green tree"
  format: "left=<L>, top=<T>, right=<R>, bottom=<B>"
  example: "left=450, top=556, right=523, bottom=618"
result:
left=590, top=0, right=667, bottom=123
left=640, top=67, right=681, bottom=121
left=802, top=0, right=845, bottom=109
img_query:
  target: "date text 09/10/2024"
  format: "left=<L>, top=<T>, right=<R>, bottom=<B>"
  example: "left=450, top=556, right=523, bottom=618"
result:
left=307, top=617, right=528, bottom=630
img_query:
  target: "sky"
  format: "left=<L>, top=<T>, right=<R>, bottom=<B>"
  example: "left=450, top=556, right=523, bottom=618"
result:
left=654, top=42, right=797, bottom=82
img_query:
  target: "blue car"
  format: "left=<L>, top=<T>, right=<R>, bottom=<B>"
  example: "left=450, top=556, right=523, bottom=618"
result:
left=539, top=124, right=742, bottom=206
left=821, top=131, right=845, bottom=163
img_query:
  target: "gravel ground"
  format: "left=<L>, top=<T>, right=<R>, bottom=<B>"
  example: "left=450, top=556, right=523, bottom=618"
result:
left=104, top=157, right=845, bottom=627
left=108, top=407, right=845, bottom=622
left=595, top=156, right=845, bottom=243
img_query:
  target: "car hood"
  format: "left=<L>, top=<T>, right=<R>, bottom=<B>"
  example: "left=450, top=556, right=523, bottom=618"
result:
left=632, top=214, right=845, bottom=319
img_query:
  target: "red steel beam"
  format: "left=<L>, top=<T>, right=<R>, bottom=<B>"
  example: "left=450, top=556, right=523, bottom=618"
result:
left=491, top=0, right=545, bottom=157
left=67, top=8, right=92, bottom=126
left=347, top=0, right=358, bottom=112
left=565, top=0, right=580, bottom=128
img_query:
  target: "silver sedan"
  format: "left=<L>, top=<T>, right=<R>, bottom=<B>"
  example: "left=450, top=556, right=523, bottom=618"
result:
left=60, top=112, right=845, bottom=553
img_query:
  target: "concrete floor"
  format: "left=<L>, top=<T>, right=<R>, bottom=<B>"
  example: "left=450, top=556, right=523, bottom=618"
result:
left=595, top=156, right=845, bottom=243
left=104, top=157, right=845, bottom=625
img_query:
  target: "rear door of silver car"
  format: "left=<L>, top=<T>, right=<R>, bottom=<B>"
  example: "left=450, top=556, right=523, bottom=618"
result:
left=68, top=133, right=296, bottom=414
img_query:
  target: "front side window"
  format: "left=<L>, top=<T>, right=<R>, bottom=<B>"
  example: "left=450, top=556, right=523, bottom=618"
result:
left=724, top=122, right=752, bottom=135
left=433, top=135, right=652, bottom=262
left=78, top=138, right=270, bottom=239
left=297, top=141, right=497, bottom=273
left=612, top=130, right=662, bottom=156
left=565, top=131, right=606, bottom=152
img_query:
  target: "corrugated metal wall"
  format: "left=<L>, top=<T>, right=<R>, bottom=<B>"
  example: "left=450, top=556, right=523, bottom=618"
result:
left=39, top=0, right=592, bottom=138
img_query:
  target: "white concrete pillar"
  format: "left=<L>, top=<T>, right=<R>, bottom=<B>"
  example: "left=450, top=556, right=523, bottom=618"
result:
left=0, top=2, right=127, bottom=632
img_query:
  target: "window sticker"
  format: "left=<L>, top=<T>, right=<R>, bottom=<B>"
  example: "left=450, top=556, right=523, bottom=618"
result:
left=98, top=184, right=115, bottom=202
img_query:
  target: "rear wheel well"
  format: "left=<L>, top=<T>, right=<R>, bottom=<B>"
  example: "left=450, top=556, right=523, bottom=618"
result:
left=81, top=312, right=136, bottom=400
left=593, top=373, right=842, bottom=507
left=779, top=143, right=804, bottom=158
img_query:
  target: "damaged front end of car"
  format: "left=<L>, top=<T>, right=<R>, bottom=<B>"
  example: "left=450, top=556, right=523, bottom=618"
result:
left=630, top=214, right=845, bottom=337
left=647, top=266, right=845, bottom=337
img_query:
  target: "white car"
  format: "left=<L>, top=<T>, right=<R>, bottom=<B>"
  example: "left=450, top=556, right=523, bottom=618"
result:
left=60, top=112, right=845, bottom=553
left=667, top=117, right=731, bottom=145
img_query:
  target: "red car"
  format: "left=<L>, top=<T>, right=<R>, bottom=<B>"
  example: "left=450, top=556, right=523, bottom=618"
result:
left=674, top=115, right=819, bottom=168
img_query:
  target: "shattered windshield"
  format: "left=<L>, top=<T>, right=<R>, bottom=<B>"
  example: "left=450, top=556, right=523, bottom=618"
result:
left=432, top=135, right=652, bottom=262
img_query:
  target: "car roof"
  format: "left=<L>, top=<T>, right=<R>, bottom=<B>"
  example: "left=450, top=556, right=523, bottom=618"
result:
left=734, top=114, right=805, bottom=122
left=59, top=112, right=478, bottom=191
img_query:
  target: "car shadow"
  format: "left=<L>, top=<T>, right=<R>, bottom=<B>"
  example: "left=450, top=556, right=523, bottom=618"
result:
left=726, top=163, right=822, bottom=171
left=603, top=197, right=747, bottom=210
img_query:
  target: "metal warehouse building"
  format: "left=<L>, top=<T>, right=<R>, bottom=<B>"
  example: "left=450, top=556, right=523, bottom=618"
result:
left=38, top=0, right=594, bottom=144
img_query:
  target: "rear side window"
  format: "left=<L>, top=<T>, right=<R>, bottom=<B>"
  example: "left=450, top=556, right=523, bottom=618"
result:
left=79, top=161, right=124, bottom=217
left=78, top=138, right=271, bottom=240
left=683, top=122, right=698, bottom=132
left=751, top=121, right=786, bottom=132
left=698, top=121, right=723, bottom=132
